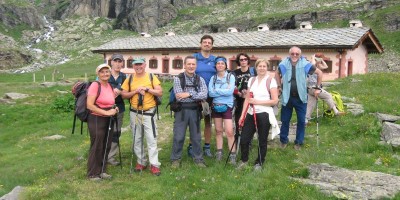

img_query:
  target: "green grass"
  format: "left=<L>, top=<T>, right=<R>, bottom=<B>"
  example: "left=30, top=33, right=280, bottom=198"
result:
left=1, top=64, right=400, bottom=199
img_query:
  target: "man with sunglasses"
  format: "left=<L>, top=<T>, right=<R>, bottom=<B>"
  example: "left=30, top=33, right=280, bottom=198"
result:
left=107, top=53, right=127, bottom=166
left=275, top=46, right=323, bottom=150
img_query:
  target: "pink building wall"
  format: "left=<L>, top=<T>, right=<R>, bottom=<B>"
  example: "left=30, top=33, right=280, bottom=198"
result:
left=106, top=48, right=368, bottom=81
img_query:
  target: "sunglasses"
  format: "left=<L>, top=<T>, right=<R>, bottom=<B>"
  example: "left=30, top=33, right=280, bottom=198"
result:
left=290, top=53, right=300, bottom=56
left=113, top=59, right=123, bottom=63
left=239, top=58, right=248, bottom=62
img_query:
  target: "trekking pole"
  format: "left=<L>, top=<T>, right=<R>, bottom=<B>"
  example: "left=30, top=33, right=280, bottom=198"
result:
left=249, top=92, right=262, bottom=167
left=102, top=105, right=116, bottom=175
left=139, top=109, right=145, bottom=175
left=316, top=97, right=319, bottom=148
left=130, top=113, right=138, bottom=174
left=115, top=118, right=122, bottom=169
left=224, top=101, right=250, bottom=167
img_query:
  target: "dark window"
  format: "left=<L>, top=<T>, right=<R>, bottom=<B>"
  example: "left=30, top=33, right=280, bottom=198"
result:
left=126, top=58, right=133, bottom=69
left=172, top=58, right=183, bottom=69
left=322, top=60, right=333, bottom=73
left=269, top=60, right=281, bottom=71
left=149, top=58, right=158, bottom=69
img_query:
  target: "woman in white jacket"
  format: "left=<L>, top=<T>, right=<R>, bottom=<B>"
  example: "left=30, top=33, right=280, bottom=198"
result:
left=237, top=59, right=279, bottom=171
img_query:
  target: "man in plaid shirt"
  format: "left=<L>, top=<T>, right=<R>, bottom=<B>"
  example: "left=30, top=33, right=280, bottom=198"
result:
left=170, top=55, right=208, bottom=168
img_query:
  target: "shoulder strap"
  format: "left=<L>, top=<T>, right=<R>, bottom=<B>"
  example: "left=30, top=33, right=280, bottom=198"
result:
left=265, top=76, right=272, bottom=94
left=178, top=73, right=185, bottom=90
left=128, top=74, right=133, bottom=92
left=249, top=77, right=256, bottom=89
left=94, top=81, right=101, bottom=102
left=150, top=73, right=154, bottom=89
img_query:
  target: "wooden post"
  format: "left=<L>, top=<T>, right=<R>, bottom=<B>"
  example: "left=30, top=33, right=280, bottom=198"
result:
left=43, top=75, right=46, bottom=82
left=33, top=73, right=36, bottom=82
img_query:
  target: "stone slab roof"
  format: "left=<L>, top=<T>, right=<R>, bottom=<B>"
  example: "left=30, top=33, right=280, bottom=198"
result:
left=92, top=27, right=383, bottom=54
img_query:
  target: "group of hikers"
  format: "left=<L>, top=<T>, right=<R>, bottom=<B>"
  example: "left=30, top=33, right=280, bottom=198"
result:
left=84, top=34, right=344, bottom=181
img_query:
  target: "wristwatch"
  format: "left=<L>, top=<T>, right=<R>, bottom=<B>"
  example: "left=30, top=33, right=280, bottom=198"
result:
left=145, top=88, right=149, bottom=92
left=188, top=93, right=192, bottom=98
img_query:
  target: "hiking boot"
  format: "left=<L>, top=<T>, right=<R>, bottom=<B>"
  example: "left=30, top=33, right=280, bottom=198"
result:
left=187, top=145, right=194, bottom=158
left=280, top=143, right=287, bottom=149
left=203, top=147, right=213, bottom=157
left=194, top=160, right=207, bottom=168
left=254, top=163, right=262, bottom=171
left=215, top=151, right=223, bottom=161
left=229, top=153, right=237, bottom=165
left=150, top=165, right=161, bottom=176
left=236, top=161, right=248, bottom=170
left=88, top=176, right=102, bottom=181
left=171, top=160, right=180, bottom=169
left=134, top=163, right=147, bottom=172
left=107, top=157, right=120, bottom=166
left=100, top=173, right=112, bottom=180
left=294, top=144, right=301, bottom=151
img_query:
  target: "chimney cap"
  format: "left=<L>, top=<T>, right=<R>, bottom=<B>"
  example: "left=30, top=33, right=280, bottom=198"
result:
left=299, top=21, right=312, bottom=30
left=227, top=27, right=238, bottom=32
left=349, top=20, right=363, bottom=27
left=257, top=24, right=269, bottom=31
left=140, top=32, right=151, bottom=37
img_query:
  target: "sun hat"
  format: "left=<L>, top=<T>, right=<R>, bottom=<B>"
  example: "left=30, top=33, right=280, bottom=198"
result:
left=96, top=63, right=111, bottom=73
left=132, top=57, right=146, bottom=64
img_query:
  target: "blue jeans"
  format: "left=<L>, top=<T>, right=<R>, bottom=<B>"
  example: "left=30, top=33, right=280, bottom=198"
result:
left=280, top=96, right=307, bottom=145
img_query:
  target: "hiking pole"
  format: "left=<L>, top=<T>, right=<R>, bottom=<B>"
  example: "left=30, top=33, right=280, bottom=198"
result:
left=102, top=105, right=116, bottom=175
left=115, top=118, right=122, bottom=169
left=316, top=97, right=319, bottom=148
left=130, top=113, right=138, bottom=174
left=139, top=109, right=145, bottom=175
left=224, top=101, right=250, bottom=167
left=249, top=92, right=262, bottom=168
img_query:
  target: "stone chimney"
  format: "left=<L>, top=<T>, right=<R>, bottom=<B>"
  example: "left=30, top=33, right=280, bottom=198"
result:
left=140, top=32, right=151, bottom=37
left=300, top=21, right=312, bottom=30
left=165, top=32, right=176, bottom=36
left=227, top=27, right=238, bottom=32
left=257, top=24, right=269, bottom=31
left=349, top=20, right=363, bottom=28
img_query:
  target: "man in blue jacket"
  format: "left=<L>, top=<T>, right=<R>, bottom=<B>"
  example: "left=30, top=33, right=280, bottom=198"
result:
left=275, top=46, right=323, bottom=150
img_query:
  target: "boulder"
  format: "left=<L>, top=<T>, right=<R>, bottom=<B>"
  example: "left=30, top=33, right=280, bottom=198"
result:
left=295, top=163, right=400, bottom=199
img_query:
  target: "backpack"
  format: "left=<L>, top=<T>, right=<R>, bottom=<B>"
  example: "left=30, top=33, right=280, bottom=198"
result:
left=249, top=67, right=256, bottom=76
left=128, top=73, right=161, bottom=119
left=324, top=91, right=345, bottom=117
left=71, top=81, right=101, bottom=134
left=249, top=76, right=279, bottom=115
left=166, top=73, right=200, bottom=114
left=211, top=71, right=234, bottom=89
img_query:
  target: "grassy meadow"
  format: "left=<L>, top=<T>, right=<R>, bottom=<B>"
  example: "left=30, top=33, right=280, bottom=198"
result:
left=0, top=55, right=399, bottom=199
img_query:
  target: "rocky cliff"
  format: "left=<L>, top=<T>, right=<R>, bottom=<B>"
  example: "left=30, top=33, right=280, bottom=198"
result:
left=60, top=0, right=219, bottom=32
left=0, top=4, right=44, bottom=29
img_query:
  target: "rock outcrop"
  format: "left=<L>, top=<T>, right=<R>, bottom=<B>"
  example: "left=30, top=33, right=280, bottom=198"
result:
left=0, top=4, right=44, bottom=29
left=295, top=163, right=400, bottom=199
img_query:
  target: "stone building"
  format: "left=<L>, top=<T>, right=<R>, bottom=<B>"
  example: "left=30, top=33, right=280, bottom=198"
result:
left=91, top=23, right=383, bottom=81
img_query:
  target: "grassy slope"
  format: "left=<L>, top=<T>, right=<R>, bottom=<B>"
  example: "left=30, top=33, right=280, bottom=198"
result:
left=1, top=0, right=400, bottom=199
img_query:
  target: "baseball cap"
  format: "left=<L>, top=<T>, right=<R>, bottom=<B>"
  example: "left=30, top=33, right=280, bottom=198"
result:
left=96, top=63, right=111, bottom=73
left=132, top=57, right=146, bottom=64
left=111, top=53, right=124, bottom=61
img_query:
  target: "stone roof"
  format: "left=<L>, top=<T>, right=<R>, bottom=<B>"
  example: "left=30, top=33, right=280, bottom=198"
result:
left=92, top=27, right=383, bottom=54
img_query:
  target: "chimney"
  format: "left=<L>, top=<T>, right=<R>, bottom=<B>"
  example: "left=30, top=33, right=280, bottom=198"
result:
left=349, top=20, right=363, bottom=28
left=165, top=31, right=176, bottom=36
left=227, top=27, right=238, bottom=32
left=140, top=32, right=151, bottom=37
left=299, top=21, right=312, bottom=30
left=257, top=24, right=269, bottom=31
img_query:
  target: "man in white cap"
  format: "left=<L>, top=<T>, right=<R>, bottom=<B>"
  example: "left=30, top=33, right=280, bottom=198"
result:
left=121, top=57, right=163, bottom=176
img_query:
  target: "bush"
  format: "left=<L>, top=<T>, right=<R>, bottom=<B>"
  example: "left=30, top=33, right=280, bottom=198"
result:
left=51, top=94, right=74, bottom=112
